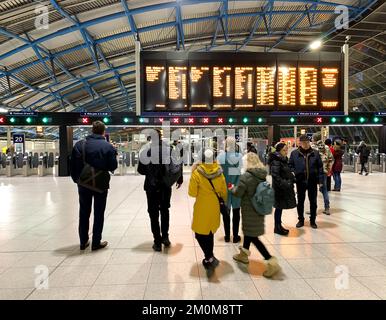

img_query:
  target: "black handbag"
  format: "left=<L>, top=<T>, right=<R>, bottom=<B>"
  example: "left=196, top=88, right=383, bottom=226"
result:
left=78, top=140, right=110, bottom=193
left=206, top=178, right=229, bottom=217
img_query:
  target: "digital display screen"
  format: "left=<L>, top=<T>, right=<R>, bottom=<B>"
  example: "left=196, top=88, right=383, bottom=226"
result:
left=144, top=64, right=166, bottom=110
left=299, top=67, right=318, bottom=106
left=213, top=66, right=233, bottom=110
left=141, top=52, right=343, bottom=113
left=234, top=67, right=254, bottom=109
left=256, top=66, right=275, bottom=106
left=190, top=66, right=211, bottom=110
left=278, top=66, right=297, bottom=106
left=168, top=65, right=187, bottom=110
left=320, top=66, right=340, bottom=109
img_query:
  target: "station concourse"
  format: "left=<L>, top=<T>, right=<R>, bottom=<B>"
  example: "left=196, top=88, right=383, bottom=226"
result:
left=0, top=0, right=386, bottom=302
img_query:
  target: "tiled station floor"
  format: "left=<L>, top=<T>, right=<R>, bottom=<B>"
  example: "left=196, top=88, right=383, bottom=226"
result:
left=0, top=172, right=386, bottom=300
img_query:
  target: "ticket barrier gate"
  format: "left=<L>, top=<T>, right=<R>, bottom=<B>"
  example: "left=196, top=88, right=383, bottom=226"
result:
left=38, top=152, right=55, bottom=177
left=343, top=153, right=358, bottom=173
left=54, top=153, right=59, bottom=177
left=5, top=153, right=23, bottom=177
left=22, top=152, right=39, bottom=176
left=0, top=154, right=6, bottom=176
left=370, top=153, right=386, bottom=173
left=115, top=152, right=139, bottom=176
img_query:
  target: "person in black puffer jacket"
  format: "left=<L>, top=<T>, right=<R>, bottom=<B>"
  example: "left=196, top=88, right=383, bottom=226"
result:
left=356, top=141, right=370, bottom=176
left=137, top=129, right=183, bottom=252
left=269, top=142, right=297, bottom=236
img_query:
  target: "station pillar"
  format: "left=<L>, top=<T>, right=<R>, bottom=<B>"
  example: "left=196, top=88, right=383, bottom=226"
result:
left=379, top=125, right=386, bottom=154
left=59, top=125, right=73, bottom=177
left=268, top=125, right=280, bottom=147
left=7, top=127, right=11, bottom=147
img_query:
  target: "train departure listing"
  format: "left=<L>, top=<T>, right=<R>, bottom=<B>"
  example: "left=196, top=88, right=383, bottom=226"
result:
left=144, top=65, right=166, bottom=110
left=299, top=67, right=318, bottom=106
left=190, top=66, right=211, bottom=109
left=256, top=67, right=275, bottom=106
left=213, top=66, right=233, bottom=109
left=234, top=67, right=254, bottom=108
left=278, top=66, right=296, bottom=106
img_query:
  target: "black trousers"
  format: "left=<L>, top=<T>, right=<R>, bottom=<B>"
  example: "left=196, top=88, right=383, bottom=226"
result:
left=243, top=236, right=271, bottom=260
left=146, top=187, right=172, bottom=244
left=326, top=176, right=331, bottom=191
left=195, top=232, right=214, bottom=260
left=296, top=181, right=318, bottom=222
left=78, top=186, right=108, bottom=245
left=222, top=208, right=240, bottom=237
left=360, top=162, right=368, bottom=174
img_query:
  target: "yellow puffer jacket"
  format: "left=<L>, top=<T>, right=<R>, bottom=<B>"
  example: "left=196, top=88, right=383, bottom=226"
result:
left=188, top=163, right=227, bottom=235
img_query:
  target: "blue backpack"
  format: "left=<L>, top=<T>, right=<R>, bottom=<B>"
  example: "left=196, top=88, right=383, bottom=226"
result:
left=251, top=181, right=275, bottom=215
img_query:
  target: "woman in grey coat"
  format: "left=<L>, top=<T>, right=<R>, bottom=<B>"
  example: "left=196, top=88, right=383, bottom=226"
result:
left=229, top=152, right=281, bottom=278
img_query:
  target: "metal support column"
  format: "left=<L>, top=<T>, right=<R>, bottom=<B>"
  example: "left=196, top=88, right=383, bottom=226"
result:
left=7, top=127, right=11, bottom=147
left=268, top=125, right=280, bottom=147
left=379, top=125, right=386, bottom=154
left=59, top=125, right=73, bottom=177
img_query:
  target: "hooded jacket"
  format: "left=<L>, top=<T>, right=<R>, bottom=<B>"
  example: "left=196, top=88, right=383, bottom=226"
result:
left=232, top=168, right=267, bottom=237
left=217, top=151, right=242, bottom=209
left=311, top=140, right=334, bottom=174
left=188, top=162, right=227, bottom=235
left=270, top=152, right=297, bottom=210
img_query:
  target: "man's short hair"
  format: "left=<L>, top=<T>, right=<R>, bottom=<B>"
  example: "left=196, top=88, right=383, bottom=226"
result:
left=92, top=121, right=106, bottom=135
left=299, top=134, right=310, bottom=142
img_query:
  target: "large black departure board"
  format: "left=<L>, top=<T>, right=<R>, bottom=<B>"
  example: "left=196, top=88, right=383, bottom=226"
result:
left=141, top=51, right=343, bottom=114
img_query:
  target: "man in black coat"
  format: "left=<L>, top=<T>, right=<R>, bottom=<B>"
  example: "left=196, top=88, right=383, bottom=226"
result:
left=70, top=121, right=118, bottom=251
left=289, top=135, right=324, bottom=229
left=356, top=141, right=370, bottom=176
left=137, top=129, right=183, bottom=252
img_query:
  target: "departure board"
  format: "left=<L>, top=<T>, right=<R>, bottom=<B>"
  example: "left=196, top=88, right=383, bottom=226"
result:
left=141, top=51, right=344, bottom=113
left=278, top=66, right=297, bottom=106
left=144, top=65, right=166, bottom=110
left=256, top=67, right=275, bottom=106
left=234, top=67, right=254, bottom=109
left=190, top=66, right=211, bottom=109
left=320, top=67, right=340, bottom=109
left=299, top=67, right=318, bottom=106
left=168, top=65, right=187, bottom=110
left=213, top=66, right=233, bottom=109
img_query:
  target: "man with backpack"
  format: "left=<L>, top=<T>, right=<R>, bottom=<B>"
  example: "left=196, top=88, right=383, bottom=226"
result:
left=70, top=121, right=118, bottom=251
left=289, top=134, right=324, bottom=229
left=138, top=129, right=183, bottom=252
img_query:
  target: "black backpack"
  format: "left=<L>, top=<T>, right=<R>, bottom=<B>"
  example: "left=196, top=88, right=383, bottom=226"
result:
left=78, top=140, right=110, bottom=193
left=162, top=145, right=182, bottom=187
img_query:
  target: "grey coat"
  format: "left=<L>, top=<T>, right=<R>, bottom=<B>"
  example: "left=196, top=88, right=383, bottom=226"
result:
left=232, top=168, right=267, bottom=237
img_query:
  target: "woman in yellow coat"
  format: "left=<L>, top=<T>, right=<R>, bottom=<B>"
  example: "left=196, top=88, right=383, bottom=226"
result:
left=189, top=149, right=227, bottom=270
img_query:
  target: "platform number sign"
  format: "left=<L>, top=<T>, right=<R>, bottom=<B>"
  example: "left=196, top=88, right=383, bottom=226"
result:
left=13, top=134, right=25, bottom=153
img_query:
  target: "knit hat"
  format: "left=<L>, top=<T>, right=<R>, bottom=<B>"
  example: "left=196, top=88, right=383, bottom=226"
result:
left=312, top=131, right=322, bottom=142
left=299, top=134, right=310, bottom=142
left=275, top=142, right=286, bottom=152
